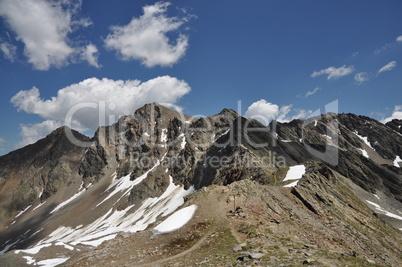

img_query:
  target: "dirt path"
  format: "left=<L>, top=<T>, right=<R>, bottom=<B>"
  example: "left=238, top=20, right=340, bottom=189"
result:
left=138, top=230, right=214, bottom=267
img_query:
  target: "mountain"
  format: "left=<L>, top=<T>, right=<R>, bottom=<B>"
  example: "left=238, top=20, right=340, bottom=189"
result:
left=0, top=103, right=401, bottom=266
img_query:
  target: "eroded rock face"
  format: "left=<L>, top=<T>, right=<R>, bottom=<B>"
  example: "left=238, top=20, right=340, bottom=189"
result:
left=273, top=113, right=402, bottom=203
left=0, top=127, right=89, bottom=225
left=386, top=119, right=402, bottom=135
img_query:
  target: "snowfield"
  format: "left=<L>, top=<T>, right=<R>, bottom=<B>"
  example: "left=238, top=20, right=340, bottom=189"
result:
left=152, top=204, right=198, bottom=234
left=13, top=164, right=194, bottom=266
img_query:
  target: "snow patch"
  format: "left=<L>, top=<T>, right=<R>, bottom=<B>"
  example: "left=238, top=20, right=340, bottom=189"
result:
left=161, top=128, right=168, bottom=142
left=36, top=257, right=69, bottom=267
left=322, top=134, right=332, bottom=140
left=359, top=149, right=369, bottom=158
left=366, top=200, right=402, bottom=221
left=283, top=165, right=306, bottom=188
left=179, top=133, right=186, bottom=149
left=97, top=156, right=165, bottom=207
left=15, top=205, right=32, bottom=219
left=33, top=201, right=46, bottom=211
left=22, top=256, right=36, bottom=265
left=283, top=180, right=299, bottom=188
left=314, top=120, right=318, bottom=126
left=393, top=155, right=401, bottom=168
left=281, top=140, right=292, bottom=143
left=79, top=234, right=116, bottom=247
left=283, top=165, right=306, bottom=181
left=15, top=243, right=52, bottom=255
left=55, top=242, right=74, bottom=251
left=50, top=184, right=85, bottom=214
left=152, top=204, right=197, bottom=234
left=354, top=131, right=373, bottom=149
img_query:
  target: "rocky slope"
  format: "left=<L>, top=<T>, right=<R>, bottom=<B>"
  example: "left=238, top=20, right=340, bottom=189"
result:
left=0, top=103, right=401, bottom=266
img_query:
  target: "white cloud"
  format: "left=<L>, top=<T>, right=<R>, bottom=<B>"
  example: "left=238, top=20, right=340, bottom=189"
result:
left=0, top=0, right=94, bottom=70
left=244, top=99, right=311, bottom=125
left=17, top=120, right=63, bottom=148
left=311, top=65, right=355, bottom=80
left=383, top=105, right=402, bottom=123
left=104, top=1, right=191, bottom=67
left=377, top=61, right=397, bottom=74
left=277, top=107, right=312, bottom=123
left=354, top=72, right=369, bottom=84
left=11, top=76, right=191, bottom=146
left=81, top=44, right=101, bottom=68
left=245, top=100, right=280, bottom=125
left=396, top=36, right=402, bottom=42
left=305, top=87, right=321, bottom=98
left=0, top=41, right=17, bottom=61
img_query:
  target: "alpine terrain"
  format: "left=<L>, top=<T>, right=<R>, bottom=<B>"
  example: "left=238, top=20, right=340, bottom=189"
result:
left=0, top=103, right=401, bottom=266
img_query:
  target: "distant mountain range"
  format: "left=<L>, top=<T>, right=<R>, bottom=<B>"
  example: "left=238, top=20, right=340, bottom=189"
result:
left=0, top=103, right=401, bottom=266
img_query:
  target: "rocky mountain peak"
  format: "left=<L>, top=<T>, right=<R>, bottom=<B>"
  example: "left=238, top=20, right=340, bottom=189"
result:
left=386, top=119, right=402, bottom=135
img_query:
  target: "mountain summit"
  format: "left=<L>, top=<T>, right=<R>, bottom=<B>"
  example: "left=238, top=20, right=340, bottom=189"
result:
left=0, top=103, right=401, bottom=266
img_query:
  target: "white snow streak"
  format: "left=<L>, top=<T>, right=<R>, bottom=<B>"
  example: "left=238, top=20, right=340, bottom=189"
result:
left=359, top=148, right=369, bottom=158
left=55, top=242, right=74, bottom=251
left=97, top=156, right=165, bottom=207
left=161, top=128, right=168, bottom=142
left=33, top=201, right=46, bottom=211
left=15, top=205, right=32, bottom=218
left=179, top=133, right=186, bottom=149
left=36, top=257, right=69, bottom=267
left=366, top=200, right=402, bottom=221
left=393, top=155, right=401, bottom=168
left=15, top=243, right=52, bottom=255
left=22, top=256, right=35, bottom=264
left=354, top=131, right=373, bottom=149
left=50, top=183, right=85, bottom=214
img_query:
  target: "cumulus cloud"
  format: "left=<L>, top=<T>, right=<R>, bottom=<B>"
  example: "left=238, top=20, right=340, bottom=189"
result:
left=11, top=75, right=191, bottom=146
left=104, top=1, right=191, bottom=67
left=17, top=120, right=63, bottom=148
left=305, top=87, right=321, bottom=98
left=397, top=36, right=402, bottom=42
left=244, top=99, right=311, bottom=125
left=382, top=105, right=402, bottom=123
left=311, top=65, right=355, bottom=80
left=0, top=40, right=17, bottom=61
left=0, top=0, right=94, bottom=70
left=377, top=61, right=397, bottom=74
left=354, top=72, right=369, bottom=84
left=81, top=43, right=101, bottom=68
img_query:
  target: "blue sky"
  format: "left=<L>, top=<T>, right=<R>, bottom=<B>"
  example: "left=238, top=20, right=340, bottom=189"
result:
left=0, top=0, right=402, bottom=155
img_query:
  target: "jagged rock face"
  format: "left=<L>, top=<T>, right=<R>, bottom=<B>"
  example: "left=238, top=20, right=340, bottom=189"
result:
left=386, top=119, right=402, bottom=135
left=0, top=127, right=89, bottom=227
left=273, top=113, right=402, bottom=203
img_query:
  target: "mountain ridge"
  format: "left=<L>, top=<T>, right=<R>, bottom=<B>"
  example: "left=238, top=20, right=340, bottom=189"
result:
left=0, top=103, right=401, bottom=266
